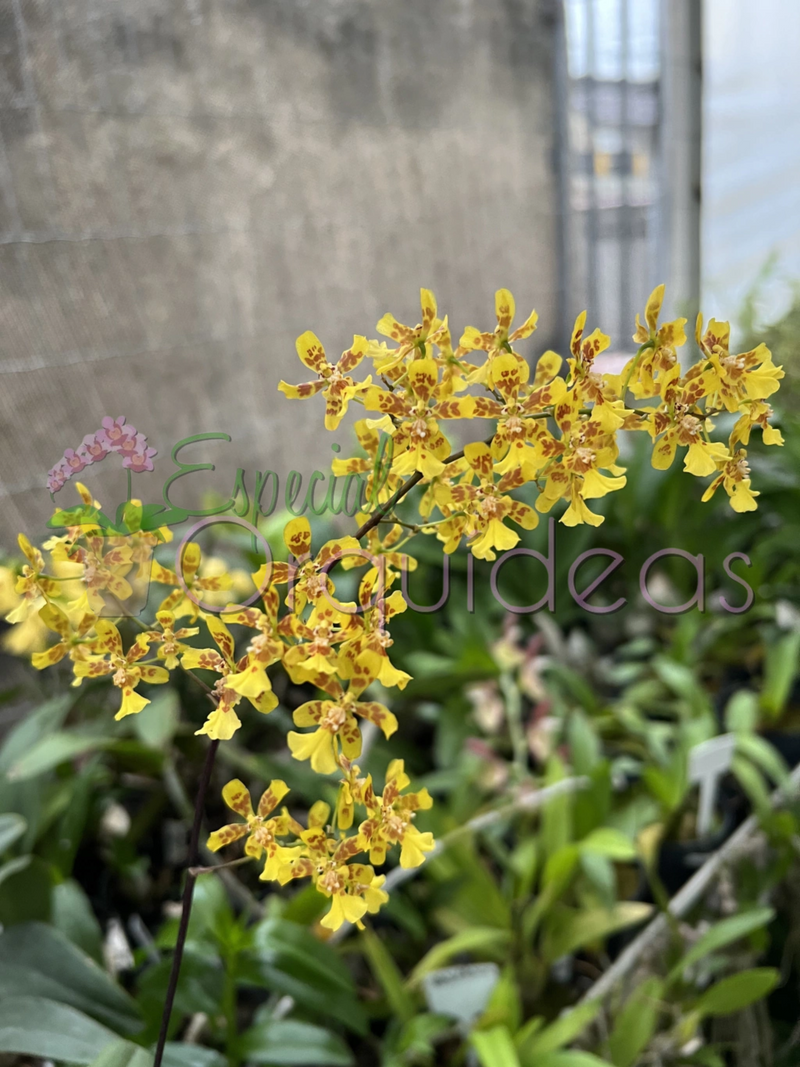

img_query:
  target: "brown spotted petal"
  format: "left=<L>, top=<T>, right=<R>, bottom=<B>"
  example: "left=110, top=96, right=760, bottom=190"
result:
left=202, top=615, right=235, bottom=664
left=222, top=778, right=254, bottom=818
left=207, top=822, right=249, bottom=852
left=295, top=330, right=330, bottom=375
left=257, top=780, right=290, bottom=819
left=337, top=335, right=369, bottom=374
left=354, top=701, right=398, bottom=738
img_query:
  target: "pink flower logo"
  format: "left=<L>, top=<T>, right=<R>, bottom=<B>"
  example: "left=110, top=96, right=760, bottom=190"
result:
left=47, top=416, right=157, bottom=494
left=123, top=434, right=157, bottom=474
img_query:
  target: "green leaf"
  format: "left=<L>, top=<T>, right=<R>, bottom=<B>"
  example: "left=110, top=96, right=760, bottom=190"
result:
left=131, top=690, right=180, bottom=751
left=183, top=873, right=233, bottom=943
left=160, top=1045, right=226, bottom=1067
left=685, top=1050, right=725, bottom=1067
left=7, top=729, right=112, bottom=781
left=514, top=1017, right=544, bottom=1050
left=439, top=844, right=512, bottom=930
left=52, top=879, right=105, bottom=963
left=666, top=908, right=774, bottom=987
left=519, top=1000, right=599, bottom=1059
left=0, top=813, right=27, bottom=852
left=409, top=928, right=512, bottom=986
left=361, top=925, right=415, bottom=1023
left=238, top=1019, right=354, bottom=1065
left=137, top=949, right=224, bottom=1020
left=606, top=977, right=663, bottom=1067
left=522, top=846, right=579, bottom=942
left=509, top=837, right=538, bottom=899
left=724, top=690, right=759, bottom=732
left=87, top=1039, right=153, bottom=1067
left=0, top=777, right=40, bottom=852
left=731, top=756, right=772, bottom=818
left=643, top=763, right=687, bottom=814
left=0, top=855, right=29, bottom=885
left=761, top=630, right=800, bottom=718
left=0, top=696, right=73, bottom=774
left=541, top=755, right=573, bottom=860
left=395, top=1013, right=452, bottom=1057
left=541, top=903, right=652, bottom=964
left=243, top=918, right=367, bottom=1035
left=694, top=968, right=779, bottom=1017
left=574, top=762, right=612, bottom=840
left=0, top=996, right=116, bottom=1062
left=735, top=734, right=790, bottom=789
left=534, top=1053, right=609, bottom=1067
left=579, top=828, right=637, bottom=860
left=653, top=657, right=698, bottom=701
left=0, top=922, right=140, bottom=1033
left=567, top=711, right=601, bottom=775
left=471, top=1026, right=521, bottom=1067
left=483, top=966, right=522, bottom=1033
left=250, top=916, right=356, bottom=989
left=543, top=662, right=599, bottom=713
left=0, top=855, right=52, bottom=924
left=579, top=852, right=615, bottom=906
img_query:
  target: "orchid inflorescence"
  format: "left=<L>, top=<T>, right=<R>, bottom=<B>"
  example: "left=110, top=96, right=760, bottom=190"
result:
left=48, top=415, right=157, bottom=493
left=3, top=286, right=783, bottom=929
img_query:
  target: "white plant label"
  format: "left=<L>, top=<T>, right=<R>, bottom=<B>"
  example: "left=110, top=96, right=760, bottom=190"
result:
left=688, top=733, right=736, bottom=835
left=422, top=962, right=500, bottom=1025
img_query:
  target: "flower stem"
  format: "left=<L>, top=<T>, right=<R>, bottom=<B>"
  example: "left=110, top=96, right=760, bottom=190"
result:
left=153, top=738, right=220, bottom=1067
left=621, top=341, right=654, bottom=397
left=354, top=436, right=492, bottom=541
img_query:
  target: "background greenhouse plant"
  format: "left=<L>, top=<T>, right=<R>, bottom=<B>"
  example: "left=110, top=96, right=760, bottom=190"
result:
left=0, top=286, right=798, bottom=1067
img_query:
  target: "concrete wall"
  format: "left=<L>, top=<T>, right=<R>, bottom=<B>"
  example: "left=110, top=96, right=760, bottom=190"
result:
left=0, top=0, right=560, bottom=549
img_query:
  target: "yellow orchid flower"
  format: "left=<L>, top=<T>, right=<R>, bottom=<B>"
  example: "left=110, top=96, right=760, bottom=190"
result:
left=5, top=534, right=61, bottom=624
left=337, top=589, right=412, bottom=691
left=146, top=609, right=199, bottom=670
left=331, top=418, right=402, bottom=504
left=363, top=357, right=475, bottom=478
left=72, top=619, right=168, bottom=719
left=31, top=602, right=97, bottom=670
left=253, top=516, right=361, bottom=616
left=358, top=759, right=434, bottom=868
left=471, top=352, right=565, bottom=480
left=460, top=288, right=539, bottom=387
left=626, top=284, right=688, bottom=398
left=181, top=613, right=277, bottom=740
left=287, top=673, right=397, bottom=775
left=730, top=401, right=784, bottom=449
left=279, top=331, right=371, bottom=430
left=372, top=287, right=446, bottom=374
left=150, top=542, right=233, bottom=622
left=701, top=449, right=760, bottom=513
left=207, top=779, right=302, bottom=880
left=648, top=364, right=727, bottom=475
left=535, top=393, right=627, bottom=527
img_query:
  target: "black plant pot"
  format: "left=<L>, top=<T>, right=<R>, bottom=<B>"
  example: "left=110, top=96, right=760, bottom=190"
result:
left=655, top=773, right=749, bottom=897
left=655, top=811, right=735, bottom=898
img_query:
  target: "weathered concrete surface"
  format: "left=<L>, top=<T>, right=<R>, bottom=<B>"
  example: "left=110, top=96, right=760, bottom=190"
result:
left=0, top=0, right=560, bottom=549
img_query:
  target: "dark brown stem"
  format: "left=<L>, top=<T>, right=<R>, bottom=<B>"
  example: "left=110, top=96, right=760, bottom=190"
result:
left=353, top=438, right=488, bottom=541
left=354, top=472, right=425, bottom=540
left=153, top=738, right=220, bottom=1067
